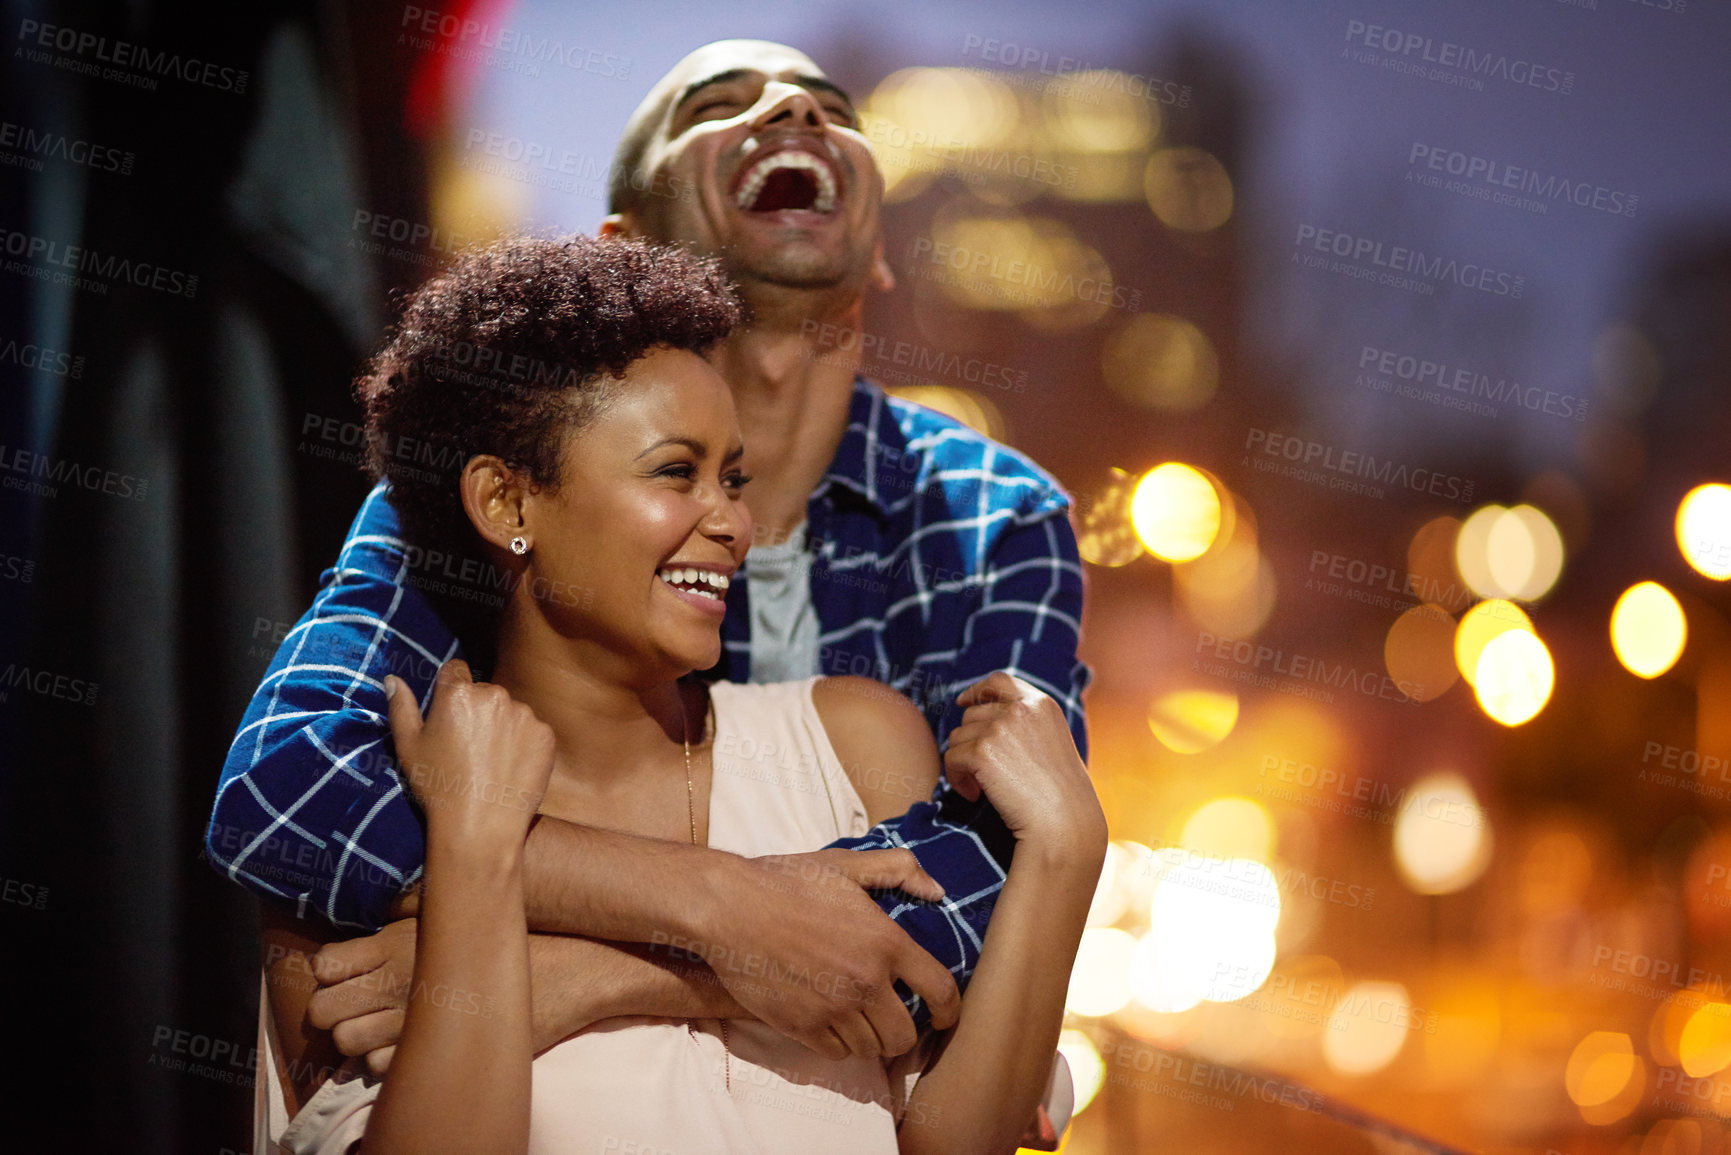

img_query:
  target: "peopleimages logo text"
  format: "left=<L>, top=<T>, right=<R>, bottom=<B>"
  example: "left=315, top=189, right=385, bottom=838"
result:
left=1343, top=20, right=1573, bottom=94
left=1408, top=144, right=1637, bottom=218
left=1294, top=224, right=1525, bottom=299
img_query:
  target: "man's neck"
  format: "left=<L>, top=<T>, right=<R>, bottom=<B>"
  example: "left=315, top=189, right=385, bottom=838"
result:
left=709, top=296, right=868, bottom=545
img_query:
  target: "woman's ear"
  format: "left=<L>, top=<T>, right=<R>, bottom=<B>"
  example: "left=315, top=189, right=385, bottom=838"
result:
left=459, top=456, right=533, bottom=555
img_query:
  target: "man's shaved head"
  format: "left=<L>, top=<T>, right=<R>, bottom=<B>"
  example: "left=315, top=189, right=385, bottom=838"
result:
left=609, top=40, right=829, bottom=216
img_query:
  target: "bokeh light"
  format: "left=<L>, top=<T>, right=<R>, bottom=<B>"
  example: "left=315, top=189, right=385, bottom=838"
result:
left=1454, top=599, right=1534, bottom=687
left=1611, top=581, right=1687, bottom=678
left=1680, top=1002, right=1731, bottom=1077
left=883, top=385, right=1005, bottom=440
left=1180, top=796, right=1275, bottom=862
left=1456, top=504, right=1564, bottom=601
left=1067, top=927, right=1138, bottom=1017
left=1131, top=463, right=1221, bottom=561
left=861, top=68, right=1018, bottom=200
left=1076, top=467, right=1144, bottom=567
left=1041, top=71, right=1157, bottom=153
left=925, top=208, right=1116, bottom=330
left=1133, top=850, right=1280, bottom=1012
left=1086, top=841, right=1132, bottom=928
left=1473, top=627, right=1555, bottom=726
left=1677, top=484, right=1731, bottom=580
left=1175, top=499, right=1277, bottom=638
left=1147, top=688, right=1240, bottom=753
left=1102, top=314, right=1219, bottom=412
left=1383, top=602, right=1460, bottom=703
left=1144, top=147, right=1234, bottom=231
left=1057, top=1029, right=1105, bottom=1116
left=1564, top=1031, right=1643, bottom=1125
left=1322, top=981, right=1412, bottom=1076
left=1393, top=772, right=1492, bottom=894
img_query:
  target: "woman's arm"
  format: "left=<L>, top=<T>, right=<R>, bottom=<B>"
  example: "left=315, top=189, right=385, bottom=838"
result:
left=817, top=672, right=1106, bottom=1155
left=343, top=663, right=552, bottom=1154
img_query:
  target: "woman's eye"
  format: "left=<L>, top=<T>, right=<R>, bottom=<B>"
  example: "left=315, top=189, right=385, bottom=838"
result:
left=725, top=472, right=753, bottom=491
left=657, top=463, right=697, bottom=480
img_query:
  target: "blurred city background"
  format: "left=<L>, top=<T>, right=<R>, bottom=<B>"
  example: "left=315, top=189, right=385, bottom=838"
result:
left=4, top=1, right=1731, bottom=1151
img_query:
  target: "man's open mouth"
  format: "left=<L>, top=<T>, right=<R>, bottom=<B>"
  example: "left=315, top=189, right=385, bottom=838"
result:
left=733, top=150, right=838, bottom=214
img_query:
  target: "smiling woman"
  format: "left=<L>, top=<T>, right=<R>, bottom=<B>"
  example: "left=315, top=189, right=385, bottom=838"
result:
left=354, top=234, right=743, bottom=670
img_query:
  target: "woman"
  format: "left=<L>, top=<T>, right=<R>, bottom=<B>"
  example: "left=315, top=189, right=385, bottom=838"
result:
left=260, top=234, right=1106, bottom=1153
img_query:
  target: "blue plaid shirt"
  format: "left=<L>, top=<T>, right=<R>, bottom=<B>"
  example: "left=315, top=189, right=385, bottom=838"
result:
left=207, top=377, right=1090, bottom=1020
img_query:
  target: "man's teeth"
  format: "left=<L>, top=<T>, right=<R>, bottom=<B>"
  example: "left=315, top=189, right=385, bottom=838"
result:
left=658, top=568, right=731, bottom=600
left=734, top=151, right=837, bottom=212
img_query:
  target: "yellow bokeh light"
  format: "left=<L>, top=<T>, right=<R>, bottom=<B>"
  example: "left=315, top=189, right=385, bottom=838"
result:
left=1134, top=850, right=1280, bottom=1013
left=1176, top=521, right=1277, bottom=639
left=1102, top=314, right=1219, bottom=413
left=884, top=385, right=1005, bottom=440
left=1144, top=147, right=1234, bottom=232
left=1067, top=927, right=1137, bottom=1017
left=1147, top=689, right=1240, bottom=754
left=1322, top=981, right=1412, bottom=1076
left=1680, top=1002, right=1731, bottom=1077
left=1678, top=484, right=1731, bottom=580
left=1474, top=628, right=1555, bottom=726
left=861, top=68, right=1019, bottom=199
left=1131, top=463, right=1221, bottom=562
left=1651, top=991, right=1705, bottom=1068
left=1611, top=581, right=1687, bottom=679
left=1181, top=797, right=1275, bottom=862
left=1565, top=1031, right=1639, bottom=1107
left=1383, top=603, right=1459, bottom=703
left=1456, top=504, right=1564, bottom=601
left=1491, top=505, right=1565, bottom=600
left=1057, top=1029, right=1106, bottom=1116
left=1393, top=772, right=1492, bottom=895
left=1454, top=599, right=1533, bottom=687
left=1042, top=71, right=1157, bottom=153
left=1086, top=841, right=1131, bottom=928
left=1076, top=467, right=1144, bottom=567
left=925, top=210, right=1115, bottom=330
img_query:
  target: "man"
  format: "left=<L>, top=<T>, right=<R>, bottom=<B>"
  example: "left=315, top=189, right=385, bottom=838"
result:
left=209, top=39, right=1090, bottom=1078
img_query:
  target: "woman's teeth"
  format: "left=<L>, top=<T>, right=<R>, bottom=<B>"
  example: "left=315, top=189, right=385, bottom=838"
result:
left=658, top=568, right=730, bottom=600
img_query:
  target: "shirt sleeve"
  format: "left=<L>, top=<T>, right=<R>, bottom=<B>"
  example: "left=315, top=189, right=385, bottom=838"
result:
left=825, top=492, right=1091, bottom=1026
left=204, top=484, right=458, bottom=930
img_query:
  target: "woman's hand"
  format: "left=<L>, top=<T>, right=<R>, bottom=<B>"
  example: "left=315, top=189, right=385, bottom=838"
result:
left=384, top=661, right=555, bottom=850
left=942, top=671, right=1107, bottom=856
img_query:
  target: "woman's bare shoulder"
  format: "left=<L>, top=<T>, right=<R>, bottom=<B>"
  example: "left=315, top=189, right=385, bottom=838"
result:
left=809, top=677, right=941, bottom=826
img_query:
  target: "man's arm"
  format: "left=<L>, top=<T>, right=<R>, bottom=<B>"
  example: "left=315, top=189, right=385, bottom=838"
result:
left=206, top=484, right=455, bottom=930
left=823, top=495, right=1090, bottom=1026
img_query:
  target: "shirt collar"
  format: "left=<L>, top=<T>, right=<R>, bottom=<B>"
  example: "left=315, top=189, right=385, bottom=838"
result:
left=815, top=376, right=898, bottom=516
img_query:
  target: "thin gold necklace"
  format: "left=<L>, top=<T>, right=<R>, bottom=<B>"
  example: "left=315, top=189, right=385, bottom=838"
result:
left=681, top=687, right=730, bottom=1093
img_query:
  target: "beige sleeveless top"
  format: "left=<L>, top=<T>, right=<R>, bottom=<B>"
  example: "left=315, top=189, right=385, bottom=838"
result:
left=259, top=678, right=908, bottom=1155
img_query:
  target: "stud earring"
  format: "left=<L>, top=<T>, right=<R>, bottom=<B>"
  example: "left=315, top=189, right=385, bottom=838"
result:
left=509, top=536, right=529, bottom=556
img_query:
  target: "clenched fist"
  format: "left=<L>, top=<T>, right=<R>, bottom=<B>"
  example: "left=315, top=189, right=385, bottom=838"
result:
left=943, top=672, right=1107, bottom=856
left=385, top=661, right=556, bottom=848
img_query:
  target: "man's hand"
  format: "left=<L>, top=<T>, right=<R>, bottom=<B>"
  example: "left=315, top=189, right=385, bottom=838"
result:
left=306, top=918, right=416, bottom=1075
left=688, top=847, right=961, bottom=1062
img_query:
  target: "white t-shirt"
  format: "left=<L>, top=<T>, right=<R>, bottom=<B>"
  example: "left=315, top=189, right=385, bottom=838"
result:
left=745, top=522, right=820, bottom=683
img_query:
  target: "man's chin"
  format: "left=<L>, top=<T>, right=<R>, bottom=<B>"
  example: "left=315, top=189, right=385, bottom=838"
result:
left=722, top=249, right=860, bottom=293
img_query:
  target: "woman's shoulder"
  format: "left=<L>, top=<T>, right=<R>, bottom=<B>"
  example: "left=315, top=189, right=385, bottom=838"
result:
left=808, top=677, right=941, bottom=824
